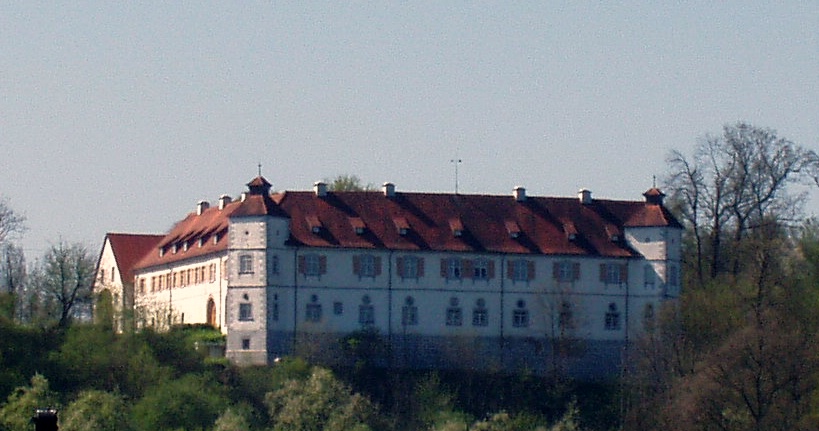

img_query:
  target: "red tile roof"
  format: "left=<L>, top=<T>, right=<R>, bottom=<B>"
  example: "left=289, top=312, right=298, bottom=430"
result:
left=102, top=233, right=165, bottom=283
left=132, top=177, right=682, bottom=271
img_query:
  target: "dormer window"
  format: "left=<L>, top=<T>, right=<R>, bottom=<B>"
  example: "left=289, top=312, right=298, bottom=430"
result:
left=159, top=247, right=165, bottom=257
left=306, top=215, right=323, bottom=234
left=561, top=219, right=578, bottom=241
left=182, top=241, right=188, bottom=252
left=349, top=217, right=366, bottom=235
left=605, top=225, right=621, bottom=242
left=505, top=220, right=521, bottom=239
left=393, top=217, right=410, bottom=236
left=449, top=218, right=464, bottom=237
left=172, top=244, right=178, bottom=254
left=198, top=238, right=204, bottom=248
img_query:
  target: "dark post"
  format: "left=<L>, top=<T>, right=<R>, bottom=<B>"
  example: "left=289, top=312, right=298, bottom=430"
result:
left=31, top=409, right=58, bottom=431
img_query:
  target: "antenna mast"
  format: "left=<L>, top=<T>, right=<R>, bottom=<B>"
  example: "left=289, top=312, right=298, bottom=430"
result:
left=450, top=158, right=462, bottom=194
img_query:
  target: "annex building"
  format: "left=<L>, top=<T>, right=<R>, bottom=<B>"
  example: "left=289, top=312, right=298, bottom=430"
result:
left=94, top=176, right=682, bottom=378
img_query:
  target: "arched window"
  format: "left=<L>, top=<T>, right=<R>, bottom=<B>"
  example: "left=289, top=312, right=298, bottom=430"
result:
left=402, top=296, right=418, bottom=326
left=605, top=303, right=621, bottom=330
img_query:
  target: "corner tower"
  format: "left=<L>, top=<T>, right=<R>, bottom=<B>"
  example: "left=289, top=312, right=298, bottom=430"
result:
left=225, top=176, right=290, bottom=365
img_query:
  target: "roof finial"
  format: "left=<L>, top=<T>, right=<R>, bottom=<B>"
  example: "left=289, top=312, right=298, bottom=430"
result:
left=652, top=175, right=657, bottom=188
left=258, top=162, right=262, bottom=177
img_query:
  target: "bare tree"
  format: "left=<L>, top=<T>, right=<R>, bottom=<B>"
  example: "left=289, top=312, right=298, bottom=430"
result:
left=29, top=241, right=96, bottom=327
left=665, top=122, right=818, bottom=282
left=0, top=243, right=26, bottom=320
left=0, top=197, right=25, bottom=245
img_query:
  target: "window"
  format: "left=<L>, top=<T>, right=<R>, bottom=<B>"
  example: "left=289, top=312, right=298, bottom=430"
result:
left=472, top=298, right=488, bottom=327
left=600, top=263, right=627, bottom=284
left=358, top=295, right=375, bottom=326
left=559, top=301, right=574, bottom=330
left=644, top=265, right=655, bottom=289
left=272, top=294, right=279, bottom=321
left=473, top=259, right=491, bottom=280
left=239, top=255, right=254, bottom=274
left=151, top=276, right=156, bottom=292
left=300, top=254, right=326, bottom=277
left=100, top=269, right=105, bottom=282
left=110, top=267, right=115, bottom=283
left=241, top=338, right=250, bottom=350
left=510, top=259, right=534, bottom=282
left=209, top=263, right=217, bottom=282
left=271, top=255, right=279, bottom=275
left=354, top=254, right=380, bottom=278
left=442, top=258, right=462, bottom=280
left=513, top=300, right=529, bottom=328
left=398, top=256, right=424, bottom=279
left=605, top=303, right=621, bottom=330
left=402, top=296, right=418, bottom=326
left=334, top=301, right=343, bottom=315
left=445, top=297, right=462, bottom=326
left=306, top=295, right=322, bottom=322
left=239, top=303, right=253, bottom=321
left=139, top=278, right=145, bottom=294
left=553, top=261, right=579, bottom=282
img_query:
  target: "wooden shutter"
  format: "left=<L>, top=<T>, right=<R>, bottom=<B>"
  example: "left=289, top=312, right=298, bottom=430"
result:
left=352, top=255, right=361, bottom=275
left=298, top=255, right=306, bottom=274
left=463, top=259, right=474, bottom=278
left=396, top=257, right=405, bottom=277
left=527, top=260, right=535, bottom=280
left=573, top=262, right=581, bottom=281
left=319, top=255, right=327, bottom=274
left=374, top=256, right=382, bottom=276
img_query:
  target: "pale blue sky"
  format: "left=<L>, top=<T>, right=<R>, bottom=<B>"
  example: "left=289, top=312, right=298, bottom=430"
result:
left=1, top=2, right=817, bottom=256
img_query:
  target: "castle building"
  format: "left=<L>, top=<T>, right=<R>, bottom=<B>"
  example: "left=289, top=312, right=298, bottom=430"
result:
left=95, top=176, right=682, bottom=378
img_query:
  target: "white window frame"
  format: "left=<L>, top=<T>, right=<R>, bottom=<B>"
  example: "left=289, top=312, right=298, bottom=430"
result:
left=239, top=254, right=254, bottom=274
left=359, top=254, right=376, bottom=277
left=512, top=260, right=529, bottom=282
left=447, top=258, right=462, bottom=280
left=473, top=259, right=489, bottom=280
left=305, top=254, right=321, bottom=276
left=238, top=303, right=253, bottom=321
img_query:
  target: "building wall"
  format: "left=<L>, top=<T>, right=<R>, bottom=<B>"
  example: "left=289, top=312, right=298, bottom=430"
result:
left=134, top=252, right=228, bottom=331
left=224, top=216, right=678, bottom=376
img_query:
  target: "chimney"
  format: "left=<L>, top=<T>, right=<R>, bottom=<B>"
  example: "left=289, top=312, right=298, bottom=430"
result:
left=314, top=181, right=328, bottom=197
left=578, top=189, right=592, bottom=205
left=383, top=182, right=395, bottom=198
left=513, top=186, right=526, bottom=202
left=197, top=200, right=210, bottom=215
left=240, top=192, right=248, bottom=202
left=218, top=194, right=232, bottom=210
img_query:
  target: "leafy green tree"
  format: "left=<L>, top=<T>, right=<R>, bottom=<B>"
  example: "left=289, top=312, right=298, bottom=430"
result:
left=326, top=174, right=374, bottom=192
left=0, top=374, right=59, bottom=431
left=130, top=374, right=227, bottom=431
left=60, top=390, right=129, bottom=431
left=264, top=366, right=380, bottom=431
left=213, top=405, right=253, bottom=431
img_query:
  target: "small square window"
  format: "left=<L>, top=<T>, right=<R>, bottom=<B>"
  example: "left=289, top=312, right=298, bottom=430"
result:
left=241, top=338, right=250, bottom=350
left=239, top=255, right=254, bottom=274
left=333, top=301, right=343, bottom=315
